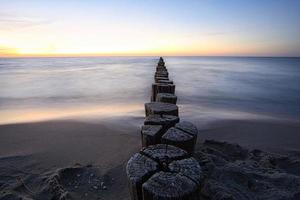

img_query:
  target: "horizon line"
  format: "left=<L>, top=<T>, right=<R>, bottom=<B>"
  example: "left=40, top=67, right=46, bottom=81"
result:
left=1, top=54, right=300, bottom=59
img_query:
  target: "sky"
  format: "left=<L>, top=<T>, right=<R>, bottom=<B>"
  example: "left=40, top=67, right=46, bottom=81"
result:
left=0, top=0, right=300, bottom=57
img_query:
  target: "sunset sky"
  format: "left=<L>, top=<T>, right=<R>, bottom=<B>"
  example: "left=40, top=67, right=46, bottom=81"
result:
left=0, top=0, right=300, bottom=57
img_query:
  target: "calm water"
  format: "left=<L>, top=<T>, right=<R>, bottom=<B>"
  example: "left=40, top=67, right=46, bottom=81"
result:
left=0, top=57, right=300, bottom=125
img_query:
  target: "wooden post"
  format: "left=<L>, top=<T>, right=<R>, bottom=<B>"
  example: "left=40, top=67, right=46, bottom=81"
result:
left=156, top=80, right=174, bottom=85
left=151, top=83, right=175, bottom=101
left=156, top=65, right=167, bottom=69
left=155, top=75, right=169, bottom=80
left=126, top=144, right=202, bottom=200
left=175, top=121, right=198, bottom=140
left=161, top=127, right=196, bottom=154
left=155, top=69, right=168, bottom=73
left=145, top=102, right=178, bottom=117
left=141, top=125, right=164, bottom=147
left=154, top=77, right=169, bottom=83
left=142, top=144, right=188, bottom=163
left=168, top=157, right=202, bottom=185
left=126, top=153, right=159, bottom=200
left=156, top=93, right=177, bottom=104
left=142, top=172, right=199, bottom=200
left=161, top=122, right=198, bottom=154
left=144, top=114, right=179, bottom=132
left=156, top=80, right=173, bottom=84
left=158, top=57, right=165, bottom=67
left=155, top=71, right=168, bottom=77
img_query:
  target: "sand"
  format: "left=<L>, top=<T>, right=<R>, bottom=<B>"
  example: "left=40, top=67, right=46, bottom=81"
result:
left=0, top=119, right=140, bottom=200
left=197, top=119, right=300, bottom=153
left=0, top=118, right=300, bottom=199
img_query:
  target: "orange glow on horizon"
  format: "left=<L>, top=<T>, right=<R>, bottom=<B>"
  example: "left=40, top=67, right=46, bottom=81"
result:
left=1, top=17, right=298, bottom=58
left=1, top=34, right=292, bottom=57
left=0, top=47, right=284, bottom=58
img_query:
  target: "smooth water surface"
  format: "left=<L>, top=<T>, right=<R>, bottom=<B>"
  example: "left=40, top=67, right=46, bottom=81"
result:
left=0, top=57, right=299, bottom=124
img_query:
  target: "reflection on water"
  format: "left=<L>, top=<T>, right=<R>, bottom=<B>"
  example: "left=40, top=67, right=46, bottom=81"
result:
left=0, top=103, right=143, bottom=125
left=0, top=57, right=300, bottom=124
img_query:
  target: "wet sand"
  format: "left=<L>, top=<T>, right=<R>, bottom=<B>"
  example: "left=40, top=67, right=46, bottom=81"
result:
left=0, top=118, right=300, bottom=199
left=198, top=119, right=300, bottom=153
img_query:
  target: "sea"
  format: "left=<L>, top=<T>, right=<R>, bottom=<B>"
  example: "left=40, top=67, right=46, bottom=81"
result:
left=0, top=56, right=299, bottom=125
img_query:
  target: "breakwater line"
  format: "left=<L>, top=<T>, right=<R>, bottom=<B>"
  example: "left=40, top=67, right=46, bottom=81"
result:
left=126, top=57, right=203, bottom=200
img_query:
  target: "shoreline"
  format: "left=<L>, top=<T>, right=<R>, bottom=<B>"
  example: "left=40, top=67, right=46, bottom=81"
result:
left=1, top=117, right=300, bottom=158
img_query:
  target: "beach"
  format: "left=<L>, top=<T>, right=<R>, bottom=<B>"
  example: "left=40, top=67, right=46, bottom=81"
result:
left=1, top=57, right=300, bottom=199
left=0, top=119, right=140, bottom=199
left=1, top=117, right=300, bottom=199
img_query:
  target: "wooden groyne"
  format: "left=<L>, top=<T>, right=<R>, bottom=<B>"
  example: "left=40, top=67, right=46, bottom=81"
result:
left=126, top=57, right=203, bottom=199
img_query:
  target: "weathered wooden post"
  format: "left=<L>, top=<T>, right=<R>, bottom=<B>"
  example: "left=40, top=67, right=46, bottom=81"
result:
left=175, top=121, right=198, bottom=139
left=162, top=127, right=196, bottom=154
left=127, top=57, right=203, bottom=200
left=156, top=80, right=174, bottom=85
left=156, top=93, right=177, bottom=104
left=126, top=153, right=159, bottom=200
left=142, top=121, right=198, bottom=152
left=157, top=57, right=165, bottom=67
left=162, top=121, right=198, bottom=154
left=145, top=102, right=178, bottom=117
left=141, top=125, right=163, bottom=147
left=126, top=144, right=202, bottom=200
left=144, top=114, right=179, bottom=132
left=155, top=72, right=168, bottom=77
left=154, top=77, right=169, bottom=83
left=151, top=83, right=175, bottom=101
